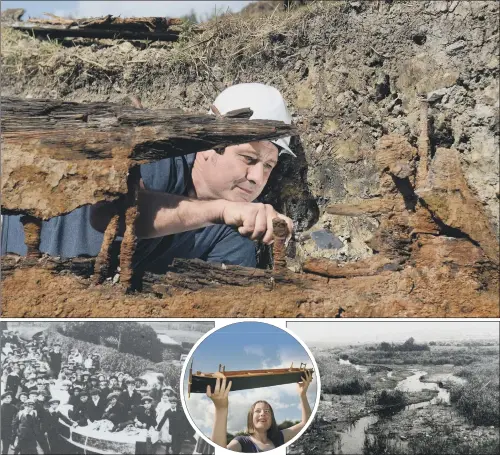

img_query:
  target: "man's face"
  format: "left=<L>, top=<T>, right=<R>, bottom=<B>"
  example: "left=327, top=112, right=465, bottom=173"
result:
left=20, top=395, right=27, bottom=403
left=143, top=401, right=152, bottom=409
left=100, top=382, right=107, bottom=389
left=80, top=395, right=88, bottom=403
left=193, top=141, right=279, bottom=202
left=54, top=346, right=60, bottom=353
left=110, top=378, right=117, bottom=387
left=3, top=395, right=12, bottom=404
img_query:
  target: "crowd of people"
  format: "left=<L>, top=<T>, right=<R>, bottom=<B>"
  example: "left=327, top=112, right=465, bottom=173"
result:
left=1, top=329, right=193, bottom=454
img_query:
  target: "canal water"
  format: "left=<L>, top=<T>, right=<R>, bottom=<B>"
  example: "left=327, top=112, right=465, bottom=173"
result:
left=334, top=368, right=465, bottom=454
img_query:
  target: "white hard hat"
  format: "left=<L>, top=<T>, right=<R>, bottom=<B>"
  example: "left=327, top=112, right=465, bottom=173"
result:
left=210, top=83, right=296, bottom=157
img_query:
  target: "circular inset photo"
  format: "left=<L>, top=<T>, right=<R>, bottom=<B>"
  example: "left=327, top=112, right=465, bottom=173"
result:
left=180, top=321, right=320, bottom=453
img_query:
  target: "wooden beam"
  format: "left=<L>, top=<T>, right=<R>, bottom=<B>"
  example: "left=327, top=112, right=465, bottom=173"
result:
left=1, top=97, right=296, bottom=220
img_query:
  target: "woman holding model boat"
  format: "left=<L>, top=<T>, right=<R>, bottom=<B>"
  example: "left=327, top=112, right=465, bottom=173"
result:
left=207, top=370, right=313, bottom=452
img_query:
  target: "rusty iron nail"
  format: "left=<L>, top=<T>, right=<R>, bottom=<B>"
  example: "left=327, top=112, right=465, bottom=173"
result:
left=20, top=215, right=42, bottom=259
left=272, top=217, right=289, bottom=272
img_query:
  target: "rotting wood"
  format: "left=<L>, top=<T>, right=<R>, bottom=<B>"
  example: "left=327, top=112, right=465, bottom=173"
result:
left=145, top=258, right=298, bottom=293
left=1, top=255, right=95, bottom=279
left=10, top=15, right=198, bottom=42
left=19, top=216, right=42, bottom=259
left=317, top=91, right=499, bottom=282
left=93, top=214, right=120, bottom=284
left=416, top=94, right=430, bottom=190
left=1, top=97, right=295, bottom=220
left=119, top=166, right=141, bottom=291
left=302, top=256, right=403, bottom=278
left=272, top=218, right=289, bottom=272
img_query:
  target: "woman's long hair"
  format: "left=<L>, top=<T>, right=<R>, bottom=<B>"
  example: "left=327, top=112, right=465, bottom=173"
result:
left=246, top=400, right=282, bottom=447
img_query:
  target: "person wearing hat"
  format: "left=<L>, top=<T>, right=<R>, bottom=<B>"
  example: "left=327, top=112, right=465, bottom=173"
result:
left=102, top=392, right=126, bottom=428
left=68, top=384, right=83, bottom=407
left=21, top=374, right=37, bottom=395
left=1, top=392, right=17, bottom=454
left=92, top=354, right=101, bottom=371
left=41, top=398, right=75, bottom=454
left=130, top=396, right=157, bottom=430
left=6, top=365, right=21, bottom=395
left=2, top=84, right=294, bottom=271
left=84, top=354, right=93, bottom=370
left=98, top=378, right=110, bottom=402
left=69, top=391, right=90, bottom=427
left=89, top=375, right=98, bottom=388
left=33, top=391, right=52, bottom=454
left=156, top=396, right=189, bottom=455
left=119, top=378, right=142, bottom=416
left=16, top=392, right=28, bottom=410
left=150, top=374, right=165, bottom=404
left=11, top=399, right=41, bottom=455
left=88, top=388, right=105, bottom=422
left=48, top=344, right=62, bottom=379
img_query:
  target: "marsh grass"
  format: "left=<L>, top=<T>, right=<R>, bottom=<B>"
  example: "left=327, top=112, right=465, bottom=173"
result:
left=1, top=1, right=343, bottom=95
left=363, top=431, right=500, bottom=455
left=317, top=357, right=371, bottom=395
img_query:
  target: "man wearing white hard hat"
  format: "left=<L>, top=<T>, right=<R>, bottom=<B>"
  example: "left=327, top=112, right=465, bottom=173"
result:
left=130, top=83, right=294, bottom=271
left=2, top=83, right=294, bottom=270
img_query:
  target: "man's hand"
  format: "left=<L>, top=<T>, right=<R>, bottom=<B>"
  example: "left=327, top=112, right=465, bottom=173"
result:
left=221, top=201, right=293, bottom=245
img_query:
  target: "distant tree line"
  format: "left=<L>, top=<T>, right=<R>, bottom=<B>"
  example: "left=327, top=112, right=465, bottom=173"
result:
left=57, top=321, right=164, bottom=362
left=370, top=337, right=430, bottom=352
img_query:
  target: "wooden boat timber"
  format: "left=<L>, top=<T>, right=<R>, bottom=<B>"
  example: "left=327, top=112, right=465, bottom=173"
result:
left=188, top=363, right=313, bottom=396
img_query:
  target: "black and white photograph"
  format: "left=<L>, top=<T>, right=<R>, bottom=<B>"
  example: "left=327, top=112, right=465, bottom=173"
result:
left=286, top=321, right=500, bottom=455
left=1, top=320, right=215, bottom=455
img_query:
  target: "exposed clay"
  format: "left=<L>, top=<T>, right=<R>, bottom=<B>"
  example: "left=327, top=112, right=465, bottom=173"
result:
left=1, top=250, right=497, bottom=318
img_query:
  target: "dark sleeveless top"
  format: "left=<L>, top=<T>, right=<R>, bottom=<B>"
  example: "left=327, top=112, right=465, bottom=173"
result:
left=234, top=432, right=285, bottom=453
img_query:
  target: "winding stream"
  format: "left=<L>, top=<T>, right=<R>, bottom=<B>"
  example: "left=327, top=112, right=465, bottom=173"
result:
left=334, top=367, right=465, bottom=454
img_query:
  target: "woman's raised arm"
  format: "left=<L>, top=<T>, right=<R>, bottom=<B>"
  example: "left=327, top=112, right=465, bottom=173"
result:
left=281, top=370, right=313, bottom=443
left=207, top=373, right=239, bottom=450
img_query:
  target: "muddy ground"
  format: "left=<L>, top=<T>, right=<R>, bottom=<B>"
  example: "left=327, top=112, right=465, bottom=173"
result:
left=1, top=260, right=498, bottom=317
left=2, top=1, right=498, bottom=251
left=1, top=1, right=499, bottom=316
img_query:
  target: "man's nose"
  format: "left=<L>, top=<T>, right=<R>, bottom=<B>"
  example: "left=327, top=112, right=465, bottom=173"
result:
left=247, top=163, right=265, bottom=186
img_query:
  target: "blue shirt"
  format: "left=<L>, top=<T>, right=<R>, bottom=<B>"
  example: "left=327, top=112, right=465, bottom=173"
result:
left=1, top=154, right=256, bottom=271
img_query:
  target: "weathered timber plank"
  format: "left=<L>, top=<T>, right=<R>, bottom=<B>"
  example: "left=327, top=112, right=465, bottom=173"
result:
left=11, top=24, right=181, bottom=42
left=1, top=97, right=296, bottom=219
left=143, top=258, right=298, bottom=293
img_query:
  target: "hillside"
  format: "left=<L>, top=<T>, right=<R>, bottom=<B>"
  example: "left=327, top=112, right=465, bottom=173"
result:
left=1, top=1, right=498, bottom=317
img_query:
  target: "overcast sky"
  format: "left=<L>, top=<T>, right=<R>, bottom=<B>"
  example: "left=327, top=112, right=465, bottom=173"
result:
left=183, top=322, right=317, bottom=436
left=287, top=321, right=500, bottom=346
left=2, top=1, right=253, bottom=20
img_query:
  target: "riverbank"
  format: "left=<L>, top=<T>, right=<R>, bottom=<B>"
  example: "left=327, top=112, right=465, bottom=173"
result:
left=288, top=367, right=439, bottom=454
left=366, top=402, right=499, bottom=455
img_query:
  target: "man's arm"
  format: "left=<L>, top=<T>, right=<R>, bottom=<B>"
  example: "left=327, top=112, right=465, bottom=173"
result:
left=91, top=190, right=293, bottom=244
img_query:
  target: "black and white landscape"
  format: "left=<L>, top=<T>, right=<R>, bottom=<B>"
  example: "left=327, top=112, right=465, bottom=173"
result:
left=286, top=321, right=500, bottom=455
left=1, top=320, right=214, bottom=455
